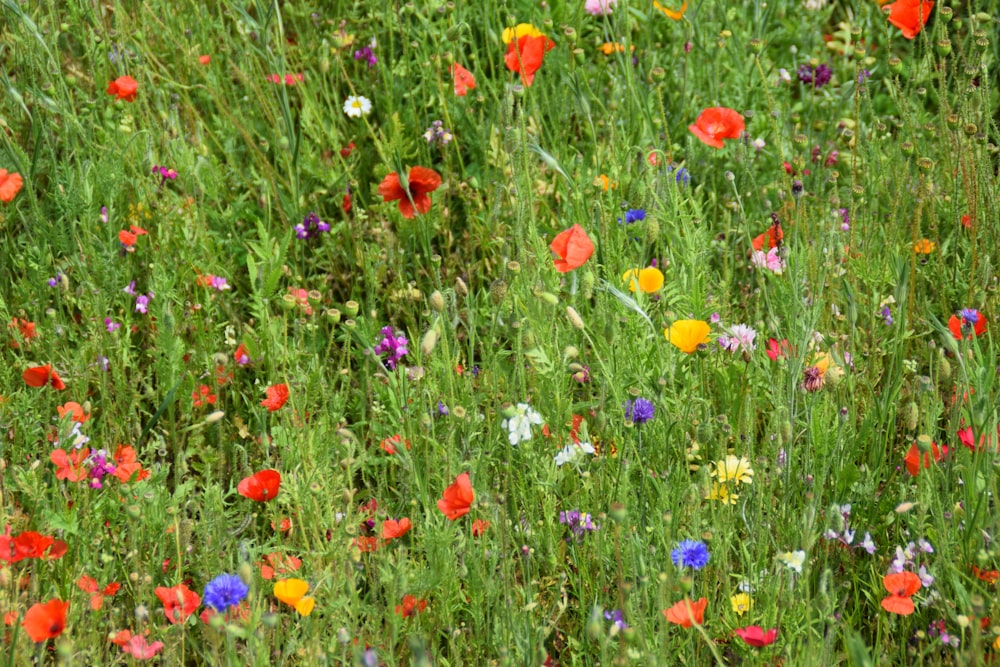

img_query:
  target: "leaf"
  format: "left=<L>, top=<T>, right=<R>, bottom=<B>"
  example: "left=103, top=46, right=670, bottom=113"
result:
left=600, top=281, right=654, bottom=329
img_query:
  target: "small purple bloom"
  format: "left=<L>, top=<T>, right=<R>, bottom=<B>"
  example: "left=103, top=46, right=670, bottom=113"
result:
left=100, top=206, right=108, bottom=223
left=48, top=273, right=62, bottom=288
left=135, top=294, right=150, bottom=314
left=87, top=451, right=117, bottom=489
left=105, top=318, right=121, bottom=333
left=123, top=280, right=136, bottom=295
left=559, top=509, right=599, bottom=543
left=623, top=398, right=655, bottom=425
left=374, top=326, right=408, bottom=370
left=604, top=609, right=627, bottom=630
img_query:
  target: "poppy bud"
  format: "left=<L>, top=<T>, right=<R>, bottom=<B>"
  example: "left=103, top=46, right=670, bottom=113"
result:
left=279, top=293, right=298, bottom=312
left=325, top=308, right=341, bottom=324
left=916, top=434, right=932, bottom=454
left=888, top=56, right=903, bottom=74
left=418, top=328, right=439, bottom=357
left=455, top=277, right=468, bottom=297
left=562, top=27, right=577, bottom=44
left=900, top=141, right=914, bottom=155
left=566, top=306, right=585, bottom=330
left=343, top=300, right=359, bottom=317
left=902, top=402, right=919, bottom=431
left=563, top=345, right=579, bottom=359
left=429, top=290, right=445, bottom=312
left=939, top=6, right=952, bottom=21
left=936, top=39, right=952, bottom=56
left=581, top=269, right=595, bottom=299
left=238, top=561, right=254, bottom=585
left=536, top=291, right=559, bottom=306
left=779, top=420, right=793, bottom=445
left=343, top=318, right=356, bottom=329
left=937, top=352, right=951, bottom=382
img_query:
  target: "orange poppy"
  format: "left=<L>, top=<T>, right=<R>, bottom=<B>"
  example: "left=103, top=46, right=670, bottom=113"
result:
left=881, top=571, right=921, bottom=615
left=23, top=364, right=66, bottom=390
left=437, top=472, right=474, bottom=520
left=57, top=401, right=89, bottom=423
left=653, top=0, right=688, bottom=19
left=21, top=599, right=68, bottom=643
left=377, top=166, right=442, bottom=219
left=76, top=575, right=121, bottom=611
left=471, top=518, right=490, bottom=537
left=260, top=383, right=289, bottom=411
left=238, top=469, right=281, bottom=502
left=113, top=444, right=150, bottom=482
left=0, top=169, right=24, bottom=204
left=504, top=33, right=555, bottom=87
left=106, top=75, right=138, bottom=102
left=155, top=584, right=201, bottom=624
left=663, top=597, right=707, bottom=627
left=395, top=594, right=428, bottom=617
left=886, top=0, right=934, bottom=40
left=903, top=441, right=946, bottom=476
left=550, top=224, right=595, bottom=273
left=51, top=448, right=90, bottom=482
left=273, top=578, right=315, bottom=616
left=451, top=63, right=476, bottom=96
left=665, top=320, right=711, bottom=354
left=751, top=223, right=783, bottom=251
left=688, top=107, right=745, bottom=149
left=381, top=518, right=413, bottom=540
left=259, top=552, right=302, bottom=580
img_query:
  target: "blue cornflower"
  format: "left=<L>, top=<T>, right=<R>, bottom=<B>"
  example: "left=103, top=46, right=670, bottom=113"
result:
left=623, top=398, right=655, bottom=425
left=619, top=208, right=646, bottom=224
left=671, top=539, right=710, bottom=570
left=960, top=308, right=981, bottom=324
left=203, top=573, right=249, bottom=612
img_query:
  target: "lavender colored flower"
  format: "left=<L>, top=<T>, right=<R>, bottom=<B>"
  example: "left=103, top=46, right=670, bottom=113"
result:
left=880, top=306, right=893, bottom=326
left=87, top=451, right=116, bottom=489
left=623, top=397, right=655, bottom=425
left=353, top=39, right=377, bottom=68
left=604, top=609, right=627, bottom=630
left=797, top=63, right=814, bottom=85
left=374, top=325, right=408, bottom=370
left=123, top=280, right=136, bottom=295
left=559, top=509, right=599, bottom=543
left=100, top=206, right=109, bottom=223
left=209, top=275, right=230, bottom=291
left=203, top=573, right=249, bottom=612
left=671, top=539, right=710, bottom=570
left=48, top=273, right=63, bottom=288
left=857, top=69, right=872, bottom=85
left=423, top=120, right=453, bottom=145
left=135, top=294, right=151, bottom=314
left=296, top=212, right=330, bottom=240
left=105, top=318, right=121, bottom=333
left=719, top=324, right=757, bottom=353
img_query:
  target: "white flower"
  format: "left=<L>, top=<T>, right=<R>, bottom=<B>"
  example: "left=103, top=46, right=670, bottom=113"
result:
left=554, top=442, right=596, bottom=466
left=343, top=95, right=372, bottom=118
left=501, top=403, right=544, bottom=446
left=777, top=550, right=806, bottom=573
left=719, top=324, right=757, bottom=353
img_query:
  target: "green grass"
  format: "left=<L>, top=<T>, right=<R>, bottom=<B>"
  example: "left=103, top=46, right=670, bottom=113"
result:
left=1, top=0, right=999, bottom=664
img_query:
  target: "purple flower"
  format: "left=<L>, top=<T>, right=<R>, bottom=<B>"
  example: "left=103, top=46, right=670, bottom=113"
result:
left=209, top=276, right=230, bottom=291
left=559, top=509, right=599, bottom=543
left=296, top=212, right=330, bottom=240
left=353, top=39, right=377, bottom=68
left=104, top=318, right=121, bottom=333
left=87, top=451, right=116, bottom=489
left=374, top=326, right=408, bottom=370
left=618, top=208, right=646, bottom=225
left=203, top=573, right=249, bottom=612
left=123, top=280, right=136, bottom=295
left=623, top=398, right=655, bottom=425
left=880, top=306, right=893, bottom=326
left=135, top=294, right=150, bottom=314
left=100, top=206, right=108, bottom=223
left=798, top=63, right=832, bottom=89
left=604, top=609, right=627, bottom=630
left=857, top=69, right=872, bottom=85
left=671, top=539, right=710, bottom=570
left=47, top=273, right=63, bottom=288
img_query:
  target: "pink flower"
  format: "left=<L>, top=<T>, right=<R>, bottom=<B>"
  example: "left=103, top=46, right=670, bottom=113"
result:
left=585, top=0, right=617, bottom=15
left=734, top=625, right=778, bottom=647
left=121, top=634, right=165, bottom=660
left=751, top=247, right=784, bottom=274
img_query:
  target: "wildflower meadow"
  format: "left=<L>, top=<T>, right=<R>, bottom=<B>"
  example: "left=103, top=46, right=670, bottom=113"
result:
left=2, top=0, right=999, bottom=664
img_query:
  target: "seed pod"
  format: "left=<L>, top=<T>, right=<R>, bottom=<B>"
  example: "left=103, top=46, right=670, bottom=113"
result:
left=902, top=401, right=919, bottom=431
left=779, top=420, right=793, bottom=445
left=489, top=279, right=507, bottom=304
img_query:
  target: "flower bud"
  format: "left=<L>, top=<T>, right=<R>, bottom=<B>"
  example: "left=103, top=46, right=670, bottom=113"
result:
left=343, top=300, right=359, bottom=317
left=535, top=290, right=559, bottom=306
left=888, top=56, right=903, bottom=74
left=429, top=290, right=445, bottom=312
left=902, top=402, right=919, bottom=431
left=420, top=328, right=439, bottom=356
left=566, top=306, right=585, bottom=330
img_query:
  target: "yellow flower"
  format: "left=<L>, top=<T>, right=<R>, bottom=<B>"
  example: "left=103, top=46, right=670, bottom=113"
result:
left=730, top=593, right=753, bottom=616
left=810, top=352, right=831, bottom=376
left=665, top=320, right=710, bottom=354
left=274, top=578, right=316, bottom=616
left=622, top=267, right=665, bottom=293
left=706, top=482, right=738, bottom=505
left=711, top=455, right=754, bottom=485
left=913, top=238, right=936, bottom=254
left=502, top=23, right=542, bottom=45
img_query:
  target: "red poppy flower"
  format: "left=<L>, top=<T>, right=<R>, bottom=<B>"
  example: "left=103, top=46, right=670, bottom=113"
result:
left=340, top=142, right=356, bottom=159
left=234, top=342, right=250, bottom=365
left=549, top=224, right=595, bottom=273
left=504, top=34, right=555, bottom=87
left=238, top=469, right=281, bottom=502
left=57, top=401, right=89, bottom=423
left=198, top=55, right=211, bottom=65
left=903, top=441, right=946, bottom=476
left=107, top=75, right=138, bottom=102
left=0, top=169, right=23, bottom=204
left=663, top=597, right=707, bottom=627
left=958, top=425, right=1000, bottom=453
left=260, top=383, right=289, bottom=411
left=973, top=565, right=999, bottom=585
left=734, top=625, right=778, bottom=647
left=395, top=594, right=428, bottom=617
left=380, top=434, right=411, bottom=455
left=471, top=518, right=490, bottom=537
left=113, top=444, right=150, bottom=482
left=77, top=575, right=121, bottom=611
left=342, top=192, right=352, bottom=213
left=51, top=448, right=90, bottom=482
left=155, top=584, right=201, bottom=624
left=21, top=599, right=68, bottom=642
left=259, top=552, right=302, bottom=580
left=23, top=364, right=66, bottom=390
left=0, top=529, right=59, bottom=563
left=948, top=310, right=987, bottom=339
left=437, top=472, right=474, bottom=520
left=881, top=571, right=921, bottom=615
left=885, top=0, right=934, bottom=40
left=451, top=63, right=476, bottom=96
left=765, top=338, right=791, bottom=362
left=120, top=634, right=165, bottom=659
left=377, top=166, right=442, bottom=219
left=381, top=518, right=413, bottom=540
left=752, top=223, right=783, bottom=251
left=688, top=107, right=745, bottom=149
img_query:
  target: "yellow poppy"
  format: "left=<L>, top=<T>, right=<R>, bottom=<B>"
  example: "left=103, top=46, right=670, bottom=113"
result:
left=274, top=578, right=315, bottom=616
left=665, top=320, right=710, bottom=353
left=502, top=23, right=542, bottom=45
left=622, top=267, right=665, bottom=293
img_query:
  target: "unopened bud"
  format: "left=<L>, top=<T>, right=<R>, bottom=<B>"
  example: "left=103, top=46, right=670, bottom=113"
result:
left=536, top=290, right=559, bottom=306
left=455, top=277, right=468, bottom=297
left=566, top=306, right=585, bottom=330
left=205, top=410, right=225, bottom=424
left=903, top=402, right=919, bottom=431
left=420, top=328, right=439, bottom=356
left=429, top=290, right=445, bottom=312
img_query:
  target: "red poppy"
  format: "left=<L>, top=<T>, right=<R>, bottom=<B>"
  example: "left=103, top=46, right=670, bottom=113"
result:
left=23, top=364, right=66, bottom=390
left=198, top=55, right=211, bottom=65
left=113, top=444, right=150, bottom=482
left=155, top=584, right=201, bottom=624
left=0, top=529, right=60, bottom=563
left=471, top=518, right=490, bottom=537
left=57, top=401, right=89, bottom=423
left=21, top=599, right=68, bottom=642
left=0, top=169, right=23, bottom=204
left=381, top=518, right=413, bottom=540
left=120, top=633, right=165, bottom=659
left=734, top=625, right=778, bottom=647
left=451, top=63, right=476, bottom=96
left=192, top=384, right=217, bottom=407
left=903, top=441, right=947, bottom=476
left=881, top=571, right=921, bottom=615
left=380, top=434, right=411, bottom=455
left=958, top=425, right=1000, bottom=453
left=107, top=75, right=138, bottom=102
left=885, top=0, right=934, bottom=40
left=663, top=597, right=707, bottom=627
left=395, top=594, right=428, bottom=617
left=340, top=142, right=356, bottom=159
left=973, top=565, right=999, bottom=585
left=77, top=575, right=121, bottom=611
left=51, top=448, right=90, bottom=482
left=377, top=166, right=442, bottom=219
left=259, top=552, right=302, bottom=580
left=342, top=192, right=352, bottom=213
left=961, top=214, right=971, bottom=229
left=765, top=338, right=791, bottom=362
left=688, top=107, right=745, bottom=149
left=505, top=34, right=555, bottom=87
left=266, top=73, right=304, bottom=85
left=948, top=310, right=987, bottom=339
left=260, top=383, right=289, bottom=411
left=752, top=223, right=783, bottom=251
left=238, top=469, right=281, bottom=502
left=437, top=472, right=474, bottom=520
left=234, top=342, right=250, bottom=365
left=9, top=318, right=36, bottom=343
left=353, top=535, right=379, bottom=553
left=549, top=224, right=595, bottom=273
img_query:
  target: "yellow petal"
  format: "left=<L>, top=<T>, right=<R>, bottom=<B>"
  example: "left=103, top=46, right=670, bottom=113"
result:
left=274, top=578, right=309, bottom=606
left=295, top=596, right=316, bottom=616
left=638, top=267, right=664, bottom=293
left=653, top=0, right=688, bottom=20
left=665, top=320, right=710, bottom=354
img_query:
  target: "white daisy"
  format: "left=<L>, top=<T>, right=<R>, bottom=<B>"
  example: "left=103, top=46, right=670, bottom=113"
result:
left=343, top=95, right=372, bottom=118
